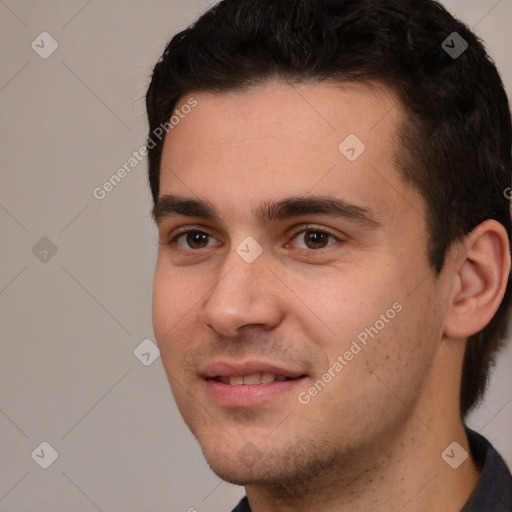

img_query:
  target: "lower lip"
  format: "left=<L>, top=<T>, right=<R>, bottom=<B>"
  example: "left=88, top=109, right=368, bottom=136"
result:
left=204, top=378, right=305, bottom=407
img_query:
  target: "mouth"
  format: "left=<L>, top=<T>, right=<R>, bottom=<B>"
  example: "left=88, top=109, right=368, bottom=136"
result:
left=201, top=361, right=307, bottom=407
left=212, top=373, right=298, bottom=385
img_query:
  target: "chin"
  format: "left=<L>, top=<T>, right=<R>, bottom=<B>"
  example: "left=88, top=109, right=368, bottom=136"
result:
left=199, top=435, right=344, bottom=491
left=205, top=459, right=260, bottom=486
left=199, top=439, right=283, bottom=486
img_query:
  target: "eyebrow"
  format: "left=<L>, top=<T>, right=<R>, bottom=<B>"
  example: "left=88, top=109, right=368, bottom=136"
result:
left=152, top=194, right=381, bottom=229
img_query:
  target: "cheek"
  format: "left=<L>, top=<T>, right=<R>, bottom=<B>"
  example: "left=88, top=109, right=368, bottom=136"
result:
left=152, top=261, right=202, bottom=336
left=308, top=273, right=403, bottom=347
left=152, top=266, right=192, bottom=368
left=152, top=262, right=216, bottom=384
left=151, top=272, right=174, bottom=341
left=352, top=290, right=440, bottom=403
left=309, top=269, right=437, bottom=390
left=306, top=302, right=437, bottom=437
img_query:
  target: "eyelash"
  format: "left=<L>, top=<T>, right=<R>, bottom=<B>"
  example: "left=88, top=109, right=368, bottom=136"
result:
left=166, top=224, right=343, bottom=252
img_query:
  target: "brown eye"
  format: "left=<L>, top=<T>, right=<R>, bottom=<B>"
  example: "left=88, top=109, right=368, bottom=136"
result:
left=186, top=232, right=210, bottom=249
left=304, top=231, right=330, bottom=249
left=173, top=231, right=218, bottom=250
left=291, top=229, right=339, bottom=250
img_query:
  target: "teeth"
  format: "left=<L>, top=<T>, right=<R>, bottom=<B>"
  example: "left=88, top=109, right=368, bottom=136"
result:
left=261, top=372, right=276, bottom=384
left=220, top=373, right=290, bottom=385
left=243, top=373, right=262, bottom=385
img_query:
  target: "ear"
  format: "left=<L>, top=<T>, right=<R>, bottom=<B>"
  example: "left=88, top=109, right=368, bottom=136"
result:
left=443, top=220, right=511, bottom=339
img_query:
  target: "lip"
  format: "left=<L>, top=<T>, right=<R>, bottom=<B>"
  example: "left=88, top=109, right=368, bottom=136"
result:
left=201, top=360, right=305, bottom=379
left=204, top=377, right=306, bottom=407
left=201, top=359, right=307, bottom=407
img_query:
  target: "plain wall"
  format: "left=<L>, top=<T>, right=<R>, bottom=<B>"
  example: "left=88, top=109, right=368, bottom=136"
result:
left=0, top=0, right=511, bottom=510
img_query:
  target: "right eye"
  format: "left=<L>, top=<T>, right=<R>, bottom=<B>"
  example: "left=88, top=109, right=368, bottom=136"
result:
left=169, top=230, right=221, bottom=251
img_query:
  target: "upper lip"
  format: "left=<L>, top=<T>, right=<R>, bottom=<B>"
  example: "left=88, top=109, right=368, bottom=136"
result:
left=201, top=360, right=306, bottom=379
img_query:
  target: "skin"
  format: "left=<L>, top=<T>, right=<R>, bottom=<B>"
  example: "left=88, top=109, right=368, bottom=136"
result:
left=151, top=81, right=510, bottom=511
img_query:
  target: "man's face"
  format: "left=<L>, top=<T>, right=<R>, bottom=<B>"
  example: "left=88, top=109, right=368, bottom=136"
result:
left=152, top=81, right=450, bottom=486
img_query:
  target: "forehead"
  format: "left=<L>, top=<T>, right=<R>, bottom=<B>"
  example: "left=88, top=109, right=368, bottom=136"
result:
left=162, top=80, right=401, bottom=163
left=158, top=80, right=423, bottom=230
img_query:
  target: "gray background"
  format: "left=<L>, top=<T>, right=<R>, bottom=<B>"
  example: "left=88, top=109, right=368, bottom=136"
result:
left=0, top=0, right=511, bottom=510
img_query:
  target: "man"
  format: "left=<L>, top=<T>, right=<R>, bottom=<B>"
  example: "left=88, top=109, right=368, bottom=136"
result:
left=146, top=0, right=512, bottom=510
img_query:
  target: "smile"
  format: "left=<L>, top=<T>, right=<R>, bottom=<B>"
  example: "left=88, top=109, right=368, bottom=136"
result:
left=213, top=373, right=292, bottom=385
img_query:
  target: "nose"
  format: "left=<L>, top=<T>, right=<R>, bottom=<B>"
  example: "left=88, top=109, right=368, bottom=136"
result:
left=199, top=249, right=284, bottom=338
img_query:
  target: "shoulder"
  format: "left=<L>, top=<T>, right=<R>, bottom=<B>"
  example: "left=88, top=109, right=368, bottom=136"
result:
left=462, top=429, right=512, bottom=511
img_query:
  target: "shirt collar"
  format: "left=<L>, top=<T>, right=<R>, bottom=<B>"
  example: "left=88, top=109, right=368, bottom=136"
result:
left=461, top=429, right=512, bottom=511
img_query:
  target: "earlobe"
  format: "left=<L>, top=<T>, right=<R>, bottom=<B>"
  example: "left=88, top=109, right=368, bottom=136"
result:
left=443, top=220, right=511, bottom=339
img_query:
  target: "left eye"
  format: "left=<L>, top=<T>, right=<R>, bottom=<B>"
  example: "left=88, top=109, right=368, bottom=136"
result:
left=289, top=230, right=339, bottom=250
